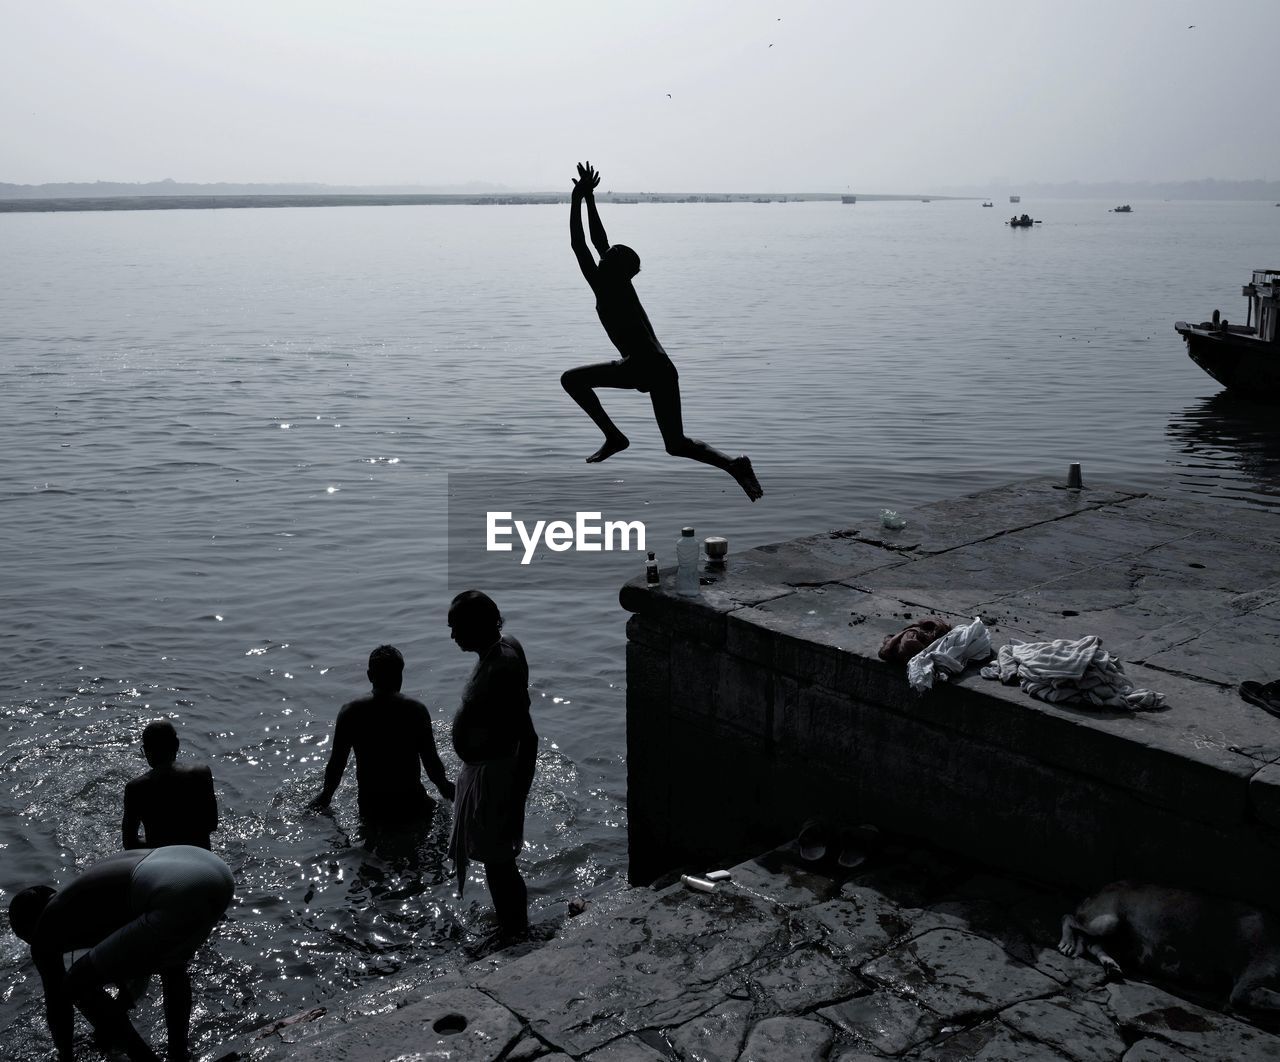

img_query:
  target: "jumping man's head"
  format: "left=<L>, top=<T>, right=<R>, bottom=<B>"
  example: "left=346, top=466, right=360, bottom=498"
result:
left=367, top=644, right=405, bottom=693
left=142, top=719, right=180, bottom=768
left=599, top=244, right=640, bottom=282
left=8, top=885, right=56, bottom=944
left=448, top=590, right=503, bottom=653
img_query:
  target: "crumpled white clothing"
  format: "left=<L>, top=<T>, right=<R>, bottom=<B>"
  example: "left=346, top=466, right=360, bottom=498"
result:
left=907, top=616, right=992, bottom=692
left=979, top=634, right=1164, bottom=710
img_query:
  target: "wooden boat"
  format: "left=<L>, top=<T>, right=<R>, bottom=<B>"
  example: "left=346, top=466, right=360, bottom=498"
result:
left=1006, top=213, right=1038, bottom=227
left=982, top=201, right=993, bottom=207
left=1111, top=204, right=1132, bottom=213
left=1175, top=269, right=1280, bottom=398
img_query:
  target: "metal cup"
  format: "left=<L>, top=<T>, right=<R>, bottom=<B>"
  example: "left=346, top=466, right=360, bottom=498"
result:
left=704, top=536, right=728, bottom=568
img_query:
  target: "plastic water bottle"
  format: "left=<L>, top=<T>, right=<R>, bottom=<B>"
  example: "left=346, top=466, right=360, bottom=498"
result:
left=645, top=551, right=659, bottom=586
left=676, top=527, right=699, bottom=596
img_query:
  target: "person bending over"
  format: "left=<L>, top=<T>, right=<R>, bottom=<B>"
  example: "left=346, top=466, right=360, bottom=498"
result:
left=8, top=845, right=234, bottom=1062
left=561, top=161, right=763, bottom=501
left=310, top=645, right=455, bottom=822
left=447, top=591, right=538, bottom=940
left=123, top=719, right=219, bottom=850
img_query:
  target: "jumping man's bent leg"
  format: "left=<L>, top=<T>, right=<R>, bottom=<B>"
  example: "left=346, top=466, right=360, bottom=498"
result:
left=560, top=361, right=634, bottom=462
left=649, top=378, right=763, bottom=500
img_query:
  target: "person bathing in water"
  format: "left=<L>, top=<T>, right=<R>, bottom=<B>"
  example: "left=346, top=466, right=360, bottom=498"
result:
left=562, top=162, right=763, bottom=501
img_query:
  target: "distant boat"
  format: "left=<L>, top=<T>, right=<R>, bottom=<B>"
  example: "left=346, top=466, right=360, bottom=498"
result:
left=921, top=198, right=930, bottom=203
left=841, top=195, right=857, bottom=204
left=1111, top=204, right=1132, bottom=213
left=982, top=201, right=993, bottom=207
left=1175, top=269, right=1280, bottom=398
left=1006, top=213, right=1038, bottom=227
left=1010, top=195, right=1021, bottom=203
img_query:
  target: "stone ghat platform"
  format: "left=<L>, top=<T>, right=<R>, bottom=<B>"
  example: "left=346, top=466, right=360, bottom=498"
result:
left=621, top=479, right=1280, bottom=903
left=242, top=842, right=1280, bottom=1061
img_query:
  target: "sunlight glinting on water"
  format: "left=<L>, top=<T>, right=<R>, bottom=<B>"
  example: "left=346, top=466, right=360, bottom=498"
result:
left=1, top=198, right=1277, bottom=1057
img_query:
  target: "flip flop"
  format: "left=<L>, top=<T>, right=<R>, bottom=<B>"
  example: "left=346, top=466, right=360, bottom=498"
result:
left=797, top=819, right=830, bottom=863
left=1241, top=681, right=1280, bottom=719
left=836, top=824, right=880, bottom=869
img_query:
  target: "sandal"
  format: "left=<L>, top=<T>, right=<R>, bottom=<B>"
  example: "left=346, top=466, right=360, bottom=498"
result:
left=836, top=824, right=880, bottom=869
left=797, top=819, right=831, bottom=863
left=1240, top=680, right=1280, bottom=719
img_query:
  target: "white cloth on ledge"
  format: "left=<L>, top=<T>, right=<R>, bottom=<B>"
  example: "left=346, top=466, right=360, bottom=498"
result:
left=979, top=634, right=1165, bottom=711
left=906, top=616, right=992, bottom=692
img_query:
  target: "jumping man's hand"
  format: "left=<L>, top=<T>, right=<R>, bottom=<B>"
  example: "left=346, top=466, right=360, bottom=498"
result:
left=573, top=161, right=601, bottom=197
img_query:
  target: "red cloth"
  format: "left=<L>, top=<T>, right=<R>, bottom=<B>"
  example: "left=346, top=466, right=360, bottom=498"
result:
left=879, top=618, right=953, bottom=664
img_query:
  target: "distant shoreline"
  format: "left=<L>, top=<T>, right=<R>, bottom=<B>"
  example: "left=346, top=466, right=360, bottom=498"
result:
left=0, top=192, right=964, bottom=214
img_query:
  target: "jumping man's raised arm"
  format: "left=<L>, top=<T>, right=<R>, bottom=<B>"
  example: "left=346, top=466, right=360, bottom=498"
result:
left=580, top=163, right=610, bottom=255
left=570, top=161, right=601, bottom=287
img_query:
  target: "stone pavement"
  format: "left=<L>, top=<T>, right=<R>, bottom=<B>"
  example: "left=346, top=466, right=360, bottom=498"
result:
left=239, top=839, right=1280, bottom=1061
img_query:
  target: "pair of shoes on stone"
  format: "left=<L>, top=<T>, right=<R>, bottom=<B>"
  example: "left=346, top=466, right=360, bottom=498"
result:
left=797, top=819, right=879, bottom=869
left=1241, top=680, right=1280, bottom=718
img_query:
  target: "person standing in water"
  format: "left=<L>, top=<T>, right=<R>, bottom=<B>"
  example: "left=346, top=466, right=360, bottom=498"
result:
left=447, top=591, right=537, bottom=941
left=310, top=645, right=455, bottom=822
left=122, top=719, right=219, bottom=851
left=561, top=161, right=763, bottom=501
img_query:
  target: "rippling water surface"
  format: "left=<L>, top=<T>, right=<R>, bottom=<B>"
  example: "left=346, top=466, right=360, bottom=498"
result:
left=1, top=199, right=1277, bottom=1057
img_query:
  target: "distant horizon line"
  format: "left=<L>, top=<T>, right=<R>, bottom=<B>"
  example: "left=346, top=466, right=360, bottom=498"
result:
left=2, top=176, right=1279, bottom=201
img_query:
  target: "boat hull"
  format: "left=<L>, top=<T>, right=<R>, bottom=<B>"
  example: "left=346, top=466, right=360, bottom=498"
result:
left=1175, top=322, right=1280, bottom=399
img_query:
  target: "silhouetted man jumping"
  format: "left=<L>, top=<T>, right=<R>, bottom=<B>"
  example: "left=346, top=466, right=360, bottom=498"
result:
left=562, top=162, right=763, bottom=501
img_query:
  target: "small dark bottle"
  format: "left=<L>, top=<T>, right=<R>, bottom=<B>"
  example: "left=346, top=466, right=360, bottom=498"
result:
left=645, top=551, right=659, bottom=586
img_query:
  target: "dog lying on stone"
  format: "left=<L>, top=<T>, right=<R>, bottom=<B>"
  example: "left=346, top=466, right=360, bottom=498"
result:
left=1059, top=882, right=1280, bottom=1014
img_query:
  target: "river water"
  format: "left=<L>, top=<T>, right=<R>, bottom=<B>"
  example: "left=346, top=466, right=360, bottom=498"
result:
left=1, top=198, right=1277, bottom=1057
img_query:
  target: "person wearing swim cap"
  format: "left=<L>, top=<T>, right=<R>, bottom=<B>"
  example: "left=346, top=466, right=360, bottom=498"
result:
left=122, top=719, right=219, bottom=850
left=8, top=846, right=234, bottom=1062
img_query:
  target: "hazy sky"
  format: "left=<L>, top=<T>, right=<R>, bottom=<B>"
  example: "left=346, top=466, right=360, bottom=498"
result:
left=3, top=0, right=1278, bottom=190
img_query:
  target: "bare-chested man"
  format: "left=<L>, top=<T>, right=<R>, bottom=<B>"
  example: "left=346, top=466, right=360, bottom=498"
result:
left=310, top=645, right=455, bottom=822
left=447, top=591, right=537, bottom=941
left=561, top=161, right=763, bottom=501
left=123, top=719, right=218, bottom=850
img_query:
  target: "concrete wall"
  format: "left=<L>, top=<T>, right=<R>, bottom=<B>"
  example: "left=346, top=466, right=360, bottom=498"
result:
left=622, top=481, right=1280, bottom=903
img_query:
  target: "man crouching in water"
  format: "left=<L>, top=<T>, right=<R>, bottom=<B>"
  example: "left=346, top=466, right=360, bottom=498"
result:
left=561, top=161, right=763, bottom=501
left=447, top=590, right=537, bottom=942
left=8, top=846, right=234, bottom=1062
